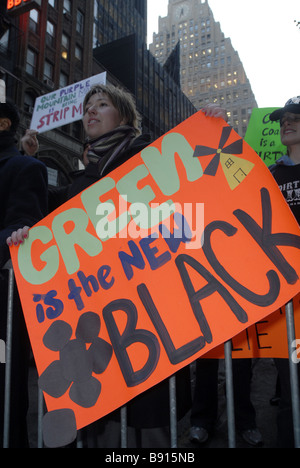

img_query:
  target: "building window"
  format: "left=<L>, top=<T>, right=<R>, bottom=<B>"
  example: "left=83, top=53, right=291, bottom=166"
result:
left=61, top=33, right=70, bottom=60
left=0, top=29, right=9, bottom=53
left=46, top=21, right=55, bottom=48
left=63, top=0, right=71, bottom=14
left=75, top=45, right=83, bottom=61
left=44, top=61, right=53, bottom=81
left=76, top=10, right=84, bottom=35
left=26, top=49, right=37, bottom=76
left=24, top=92, right=36, bottom=114
left=59, top=71, right=68, bottom=88
left=29, top=9, right=39, bottom=34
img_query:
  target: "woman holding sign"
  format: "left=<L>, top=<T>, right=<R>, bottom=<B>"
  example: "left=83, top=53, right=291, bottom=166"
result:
left=270, top=96, right=300, bottom=448
left=8, top=84, right=228, bottom=447
left=73, top=84, right=227, bottom=447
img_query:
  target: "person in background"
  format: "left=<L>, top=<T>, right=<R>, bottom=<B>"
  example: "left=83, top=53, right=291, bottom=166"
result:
left=17, top=131, right=89, bottom=216
left=0, top=102, right=48, bottom=447
left=269, top=96, right=300, bottom=448
left=0, top=106, right=48, bottom=261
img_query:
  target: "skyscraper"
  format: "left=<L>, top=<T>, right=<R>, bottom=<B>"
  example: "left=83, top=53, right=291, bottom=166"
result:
left=93, top=0, right=147, bottom=47
left=149, top=0, right=257, bottom=136
left=92, top=0, right=195, bottom=140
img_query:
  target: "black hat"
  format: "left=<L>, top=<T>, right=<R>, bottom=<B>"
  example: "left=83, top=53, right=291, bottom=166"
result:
left=0, top=102, right=20, bottom=134
left=270, top=96, right=300, bottom=122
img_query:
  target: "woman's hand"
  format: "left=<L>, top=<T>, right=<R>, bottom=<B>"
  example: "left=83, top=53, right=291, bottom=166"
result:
left=201, top=103, right=228, bottom=122
left=6, top=226, right=30, bottom=247
left=21, top=130, right=39, bottom=156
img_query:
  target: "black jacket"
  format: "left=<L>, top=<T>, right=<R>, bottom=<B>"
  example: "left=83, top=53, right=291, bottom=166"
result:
left=270, top=158, right=300, bottom=225
left=0, top=134, right=48, bottom=268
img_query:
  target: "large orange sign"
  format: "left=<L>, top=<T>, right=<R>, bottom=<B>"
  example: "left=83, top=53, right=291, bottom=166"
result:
left=9, top=112, right=300, bottom=446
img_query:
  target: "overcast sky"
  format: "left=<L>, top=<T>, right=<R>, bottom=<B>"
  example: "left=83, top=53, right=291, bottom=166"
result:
left=147, top=0, right=300, bottom=108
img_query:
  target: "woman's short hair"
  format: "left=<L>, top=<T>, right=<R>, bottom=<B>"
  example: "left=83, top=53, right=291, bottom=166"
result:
left=83, top=84, right=141, bottom=135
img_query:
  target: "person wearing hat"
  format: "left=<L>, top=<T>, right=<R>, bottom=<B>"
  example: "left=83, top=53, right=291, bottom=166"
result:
left=0, top=101, right=48, bottom=447
left=270, top=96, right=300, bottom=171
left=269, top=96, right=300, bottom=447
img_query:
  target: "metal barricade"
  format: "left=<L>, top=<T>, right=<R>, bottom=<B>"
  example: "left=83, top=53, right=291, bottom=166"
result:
left=224, top=340, right=236, bottom=448
left=1, top=260, right=300, bottom=448
left=2, top=260, right=14, bottom=449
left=285, top=300, right=300, bottom=447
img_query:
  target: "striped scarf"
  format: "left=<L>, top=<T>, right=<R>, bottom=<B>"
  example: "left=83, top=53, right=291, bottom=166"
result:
left=87, top=125, right=136, bottom=176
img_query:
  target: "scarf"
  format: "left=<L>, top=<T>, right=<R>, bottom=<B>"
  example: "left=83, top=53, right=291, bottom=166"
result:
left=87, top=125, right=136, bottom=176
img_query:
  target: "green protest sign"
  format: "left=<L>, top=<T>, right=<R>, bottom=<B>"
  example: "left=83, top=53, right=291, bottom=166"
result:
left=244, top=108, right=286, bottom=167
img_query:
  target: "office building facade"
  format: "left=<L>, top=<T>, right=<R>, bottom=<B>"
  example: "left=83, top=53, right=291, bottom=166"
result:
left=92, top=0, right=196, bottom=140
left=1, top=0, right=96, bottom=183
left=149, top=0, right=258, bottom=136
left=1, top=0, right=195, bottom=185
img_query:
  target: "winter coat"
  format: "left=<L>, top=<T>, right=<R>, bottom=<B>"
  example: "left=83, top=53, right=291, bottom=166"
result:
left=0, top=133, right=48, bottom=268
left=270, top=155, right=300, bottom=224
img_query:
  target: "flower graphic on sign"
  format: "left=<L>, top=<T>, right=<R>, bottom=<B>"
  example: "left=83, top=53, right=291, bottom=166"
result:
left=39, top=312, right=113, bottom=408
left=193, top=126, right=255, bottom=190
left=38, top=312, right=113, bottom=447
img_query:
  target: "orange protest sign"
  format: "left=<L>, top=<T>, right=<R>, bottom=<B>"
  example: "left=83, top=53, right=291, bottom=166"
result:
left=206, top=293, right=300, bottom=359
left=9, top=111, right=300, bottom=445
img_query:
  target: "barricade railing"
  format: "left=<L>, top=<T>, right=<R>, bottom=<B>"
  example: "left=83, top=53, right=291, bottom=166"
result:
left=2, top=260, right=14, bottom=449
left=1, top=261, right=300, bottom=448
left=285, top=300, right=300, bottom=447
